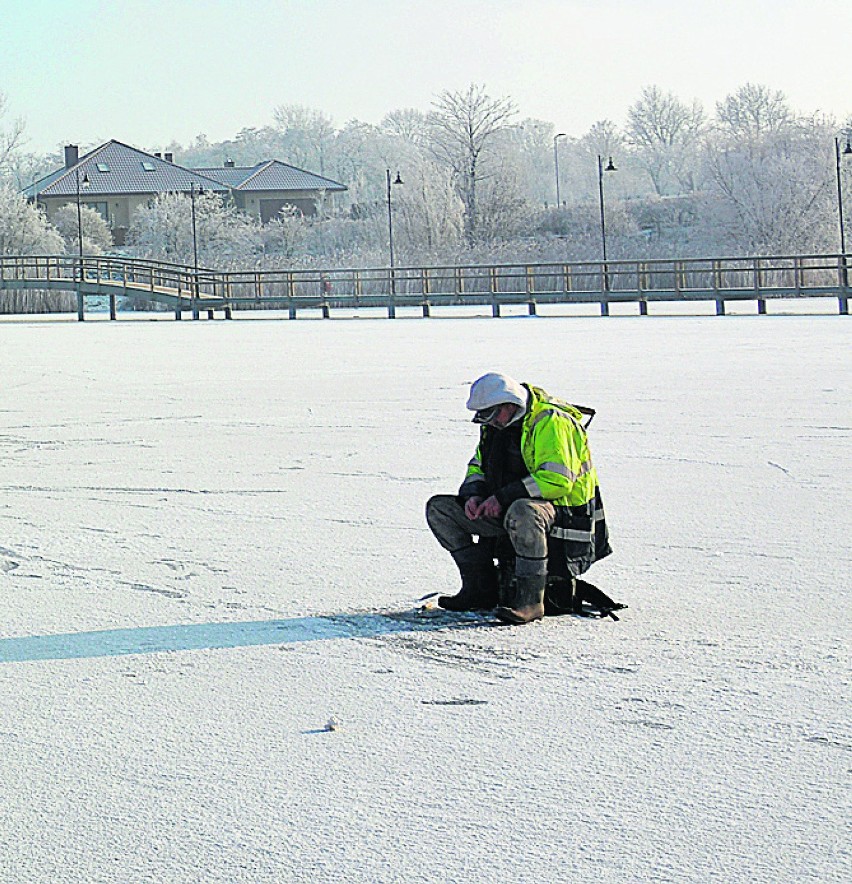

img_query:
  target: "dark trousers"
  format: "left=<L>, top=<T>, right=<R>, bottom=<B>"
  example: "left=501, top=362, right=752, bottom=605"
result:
left=425, top=494, right=555, bottom=577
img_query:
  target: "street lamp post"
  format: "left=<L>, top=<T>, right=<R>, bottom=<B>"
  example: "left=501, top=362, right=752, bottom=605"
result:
left=189, top=183, right=204, bottom=319
left=74, top=169, right=89, bottom=320
left=386, top=169, right=403, bottom=300
left=597, top=155, right=617, bottom=297
left=834, top=134, right=852, bottom=290
left=553, top=133, right=566, bottom=207
left=190, top=183, right=203, bottom=276
left=75, top=170, right=90, bottom=262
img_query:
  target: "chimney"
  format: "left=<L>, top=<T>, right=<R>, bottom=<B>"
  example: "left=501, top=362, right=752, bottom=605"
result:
left=164, top=152, right=173, bottom=162
left=154, top=152, right=162, bottom=159
left=64, top=145, right=79, bottom=168
left=224, top=157, right=235, bottom=168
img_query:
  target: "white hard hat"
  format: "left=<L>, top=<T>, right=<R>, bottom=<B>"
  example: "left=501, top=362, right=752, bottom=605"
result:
left=466, top=372, right=527, bottom=420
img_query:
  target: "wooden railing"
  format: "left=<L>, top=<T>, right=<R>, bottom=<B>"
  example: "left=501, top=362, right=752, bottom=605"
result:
left=0, top=254, right=223, bottom=320
left=0, top=252, right=849, bottom=319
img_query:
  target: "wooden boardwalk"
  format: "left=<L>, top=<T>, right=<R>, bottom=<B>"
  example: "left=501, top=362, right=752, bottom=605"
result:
left=0, top=253, right=849, bottom=319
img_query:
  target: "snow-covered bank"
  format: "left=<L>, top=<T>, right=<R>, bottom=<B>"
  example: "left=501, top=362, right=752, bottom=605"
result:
left=0, top=316, right=848, bottom=882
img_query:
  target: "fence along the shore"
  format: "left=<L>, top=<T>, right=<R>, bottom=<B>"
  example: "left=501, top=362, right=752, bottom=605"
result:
left=0, top=253, right=849, bottom=317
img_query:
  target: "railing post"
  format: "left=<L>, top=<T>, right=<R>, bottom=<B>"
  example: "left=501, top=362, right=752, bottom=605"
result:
left=286, top=271, right=295, bottom=320
left=526, top=266, right=536, bottom=315
left=75, top=256, right=85, bottom=320
left=421, top=268, right=430, bottom=316
left=489, top=266, right=500, bottom=317
left=191, top=272, right=199, bottom=320
left=754, top=257, right=766, bottom=314
left=711, top=258, right=724, bottom=315
left=387, top=267, right=396, bottom=319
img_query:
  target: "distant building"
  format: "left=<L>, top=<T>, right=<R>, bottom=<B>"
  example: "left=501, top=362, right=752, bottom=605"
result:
left=23, top=140, right=347, bottom=245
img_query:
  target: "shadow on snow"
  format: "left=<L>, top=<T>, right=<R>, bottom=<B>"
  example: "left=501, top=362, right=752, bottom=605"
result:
left=0, top=611, right=488, bottom=664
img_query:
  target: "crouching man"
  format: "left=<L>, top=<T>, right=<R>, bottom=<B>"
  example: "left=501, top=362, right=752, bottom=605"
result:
left=426, top=372, right=611, bottom=624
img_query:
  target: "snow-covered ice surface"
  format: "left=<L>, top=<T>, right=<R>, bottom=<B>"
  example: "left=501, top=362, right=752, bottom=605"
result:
left=0, top=312, right=848, bottom=883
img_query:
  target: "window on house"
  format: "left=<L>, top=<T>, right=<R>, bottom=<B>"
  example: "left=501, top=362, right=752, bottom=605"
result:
left=141, top=162, right=155, bottom=171
left=97, top=163, right=111, bottom=173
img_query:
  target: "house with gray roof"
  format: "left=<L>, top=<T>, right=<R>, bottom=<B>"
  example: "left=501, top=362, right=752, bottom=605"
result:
left=198, top=159, right=346, bottom=223
left=25, top=140, right=347, bottom=244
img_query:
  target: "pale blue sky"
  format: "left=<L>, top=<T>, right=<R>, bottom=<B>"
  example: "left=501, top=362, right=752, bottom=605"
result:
left=1, top=0, right=849, bottom=154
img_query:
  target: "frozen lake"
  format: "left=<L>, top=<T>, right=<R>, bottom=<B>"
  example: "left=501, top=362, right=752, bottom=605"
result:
left=0, top=314, right=848, bottom=882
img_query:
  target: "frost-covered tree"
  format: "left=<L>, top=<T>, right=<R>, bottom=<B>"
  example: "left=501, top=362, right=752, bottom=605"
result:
left=127, top=191, right=261, bottom=267
left=329, top=120, right=386, bottom=208
left=51, top=203, right=113, bottom=255
left=566, top=120, right=629, bottom=203
left=716, top=83, right=795, bottom=142
left=394, top=157, right=464, bottom=254
left=380, top=108, right=430, bottom=145
left=0, top=184, right=64, bottom=254
left=0, top=92, right=25, bottom=179
left=5, top=149, right=61, bottom=191
left=272, top=104, right=336, bottom=174
left=427, top=84, right=518, bottom=245
left=496, top=119, right=555, bottom=207
left=702, top=98, right=834, bottom=254
left=0, top=184, right=70, bottom=313
left=626, top=85, right=705, bottom=195
left=475, top=163, right=532, bottom=244
left=259, top=205, right=307, bottom=261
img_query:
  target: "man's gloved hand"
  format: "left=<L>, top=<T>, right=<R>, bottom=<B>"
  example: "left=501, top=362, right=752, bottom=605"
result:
left=475, top=495, right=503, bottom=520
left=464, top=496, right=483, bottom=519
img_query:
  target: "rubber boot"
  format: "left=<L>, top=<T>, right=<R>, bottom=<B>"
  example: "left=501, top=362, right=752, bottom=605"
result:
left=438, top=566, right=499, bottom=611
left=495, top=574, right=546, bottom=624
left=543, top=576, right=579, bottom=616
